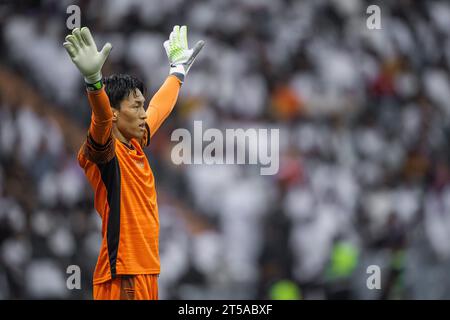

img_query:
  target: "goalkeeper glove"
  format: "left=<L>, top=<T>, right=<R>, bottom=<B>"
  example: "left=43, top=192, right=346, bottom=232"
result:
left=63, top=27, right=112, bottom=89
left=164, top=25, right=205, bottom=84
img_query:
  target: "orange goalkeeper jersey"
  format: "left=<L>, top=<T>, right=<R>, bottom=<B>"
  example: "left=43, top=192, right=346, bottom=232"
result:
left=77, top=76, right=180, bottom=284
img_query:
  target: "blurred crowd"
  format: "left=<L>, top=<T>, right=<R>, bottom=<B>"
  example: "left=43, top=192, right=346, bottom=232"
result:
left=1, top=0, right=450, bottom=299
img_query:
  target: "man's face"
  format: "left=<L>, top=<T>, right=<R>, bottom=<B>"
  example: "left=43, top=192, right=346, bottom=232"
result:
left=113, top=89, right=147, bottom=141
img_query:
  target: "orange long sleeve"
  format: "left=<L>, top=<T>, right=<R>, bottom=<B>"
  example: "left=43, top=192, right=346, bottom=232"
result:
left=146, top=75, right=181, bottom=138
left=87, top=88, right=113, bottom=145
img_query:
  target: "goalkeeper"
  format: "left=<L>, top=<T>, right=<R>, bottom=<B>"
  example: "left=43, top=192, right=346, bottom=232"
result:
left=63, top=26, right=204, bottom=300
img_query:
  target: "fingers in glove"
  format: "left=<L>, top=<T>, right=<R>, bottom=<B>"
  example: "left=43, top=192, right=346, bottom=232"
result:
left=65, top=34, right=80, bottom=50
left=180, top=25, right=188, bottom=49
left=163, top=40, right=171, bottom=57
left=63, top=42, right=77, bottom=58
left=186, top=40, right=205, bottom=65
left=80, top=27, right=95, bottom=48
left=173, top=25, right=180, bottom=47
left=169, top=29, right=177, bottom=49
left=100, top=42, right=112, bottom=61
left=72, top=27, right=85, bottom=48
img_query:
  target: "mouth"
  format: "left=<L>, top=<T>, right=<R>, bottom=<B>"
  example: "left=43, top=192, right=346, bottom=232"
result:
left=138, top=123, right=146, bottom=131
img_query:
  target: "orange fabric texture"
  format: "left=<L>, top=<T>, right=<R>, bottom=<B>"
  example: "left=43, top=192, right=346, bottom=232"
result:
left=87, top=88, right=113, bottom=146
left=93, top=274, right=159, bottom=300
left=77, top=76, right=180, bottom=288
left=146, top=75, right=181, bottom=137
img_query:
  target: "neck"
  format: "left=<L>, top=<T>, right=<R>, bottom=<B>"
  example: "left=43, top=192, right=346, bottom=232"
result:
left=112, top=126, right=132, bottom=148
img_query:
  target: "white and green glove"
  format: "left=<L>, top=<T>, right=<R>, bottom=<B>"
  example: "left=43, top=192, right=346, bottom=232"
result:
left=164, top=25, right=205, bottom=84
left=63, top=27, right=112, bottom=89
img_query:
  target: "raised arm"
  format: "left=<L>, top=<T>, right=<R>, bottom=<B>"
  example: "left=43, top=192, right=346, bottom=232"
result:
left=144, top=25, right=205, bottom=139
left=87, top=88, right=113, bottom=145
left=146, top=75, right=181, bottom=138
left=63, top=26, right=113, bottom=146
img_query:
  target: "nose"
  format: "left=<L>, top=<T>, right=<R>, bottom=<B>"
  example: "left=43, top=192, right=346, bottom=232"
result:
left=140, top=107, right=147, bottom=119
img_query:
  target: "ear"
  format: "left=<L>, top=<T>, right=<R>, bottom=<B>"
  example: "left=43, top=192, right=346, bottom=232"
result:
left=111, top=108, right=119, bottom=122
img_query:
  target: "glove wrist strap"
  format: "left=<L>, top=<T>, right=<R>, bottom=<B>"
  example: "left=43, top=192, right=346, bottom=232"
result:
left=169, top=64, right=185, bottom=84
left=85, top=79, right=103, bottom=91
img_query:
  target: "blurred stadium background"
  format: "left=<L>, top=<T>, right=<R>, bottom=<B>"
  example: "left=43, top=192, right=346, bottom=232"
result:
left=1, top=0, right=450, bottom=299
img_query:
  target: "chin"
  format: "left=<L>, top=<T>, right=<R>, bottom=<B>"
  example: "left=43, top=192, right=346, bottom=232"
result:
left=134, top=131, right=145, bottom=140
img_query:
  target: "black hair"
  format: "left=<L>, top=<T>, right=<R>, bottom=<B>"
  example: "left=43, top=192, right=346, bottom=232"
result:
left=103, top=74, right=145, bottom=110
